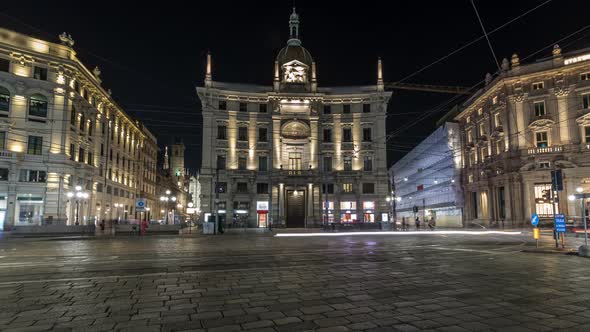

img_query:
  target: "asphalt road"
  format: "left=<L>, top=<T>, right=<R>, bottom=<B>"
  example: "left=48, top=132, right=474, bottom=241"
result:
left=0, top=232, right=589, bottom=332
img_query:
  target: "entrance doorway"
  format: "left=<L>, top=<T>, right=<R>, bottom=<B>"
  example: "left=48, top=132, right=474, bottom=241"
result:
left=286, top=189, right=305, bottom=228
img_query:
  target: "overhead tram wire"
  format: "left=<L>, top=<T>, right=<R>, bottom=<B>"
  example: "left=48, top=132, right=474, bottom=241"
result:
left=470, top=0, right=501, bottom=71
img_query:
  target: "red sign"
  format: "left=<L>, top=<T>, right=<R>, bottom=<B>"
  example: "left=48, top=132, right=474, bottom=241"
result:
left=417, top=185, right=424, bottom=191
left=257, top=210, right=268, bottom=214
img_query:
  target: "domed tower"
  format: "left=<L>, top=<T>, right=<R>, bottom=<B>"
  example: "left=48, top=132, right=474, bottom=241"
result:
left=274, top=8, right=317, bottom=93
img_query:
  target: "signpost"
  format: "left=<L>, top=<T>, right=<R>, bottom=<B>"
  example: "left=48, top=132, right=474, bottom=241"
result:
left=551, top=169, right=564, bottom=248
left=555, top=213, right=566, bottom=248
left=531, top=213, right=540, bottom=248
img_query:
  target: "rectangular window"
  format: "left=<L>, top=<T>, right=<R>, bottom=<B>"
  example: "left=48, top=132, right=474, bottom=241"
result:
left=97, top=183, right=103, bottom=193
left=496, top=139, right=504, bottom=155
left=87, top=152, right=93, bottom=165
left=323, top=105, right=331, bottom=114
left=79, top=113, right=85, bottom=131
left=258, top=127, right=267, bottom=142
left=534, top=183, right=557, bottom=217
left=0, top=58, right=9, bottom=72
left=218, top=100, right=227, bottom=110
left=583, top=94, right=590, bottom=109
left=323, top=156, right=332, bottom=172
left=494, top=113, right=501, bottom=127
left=363, top=128, right=372, bottom=142
left=216, top=155, right=226, bottom=170
left=480, top=146, right=487, bottom=161
left=217, top=125, right=227, bottom=139
left=258, top=156, right=268, bottom=172
left=582, top=72, right=590, bottom=81
left=70, top=106, right=76, bottom=126
left=237, top=182, right=248, bottom=193
left=363, top=156, right=373, bottom=171
left=216, top=182, right=227, bottom=194
left=467, top=130, right=473, bottom=143
left=343, top=156, right=352, bottom=171
left=343, top=104, right=351, bottom=114
left=239, top=102, right=247, bottom=112
left=0, top=131, right=5, bottom=150
left=78, top=148, right=85, bottom=163
left=0, top=168, right=7, bottom=181
left=100, top=143, right=104, bottom=156
left=363, top=104, right=371, bottom=113
left=289, top=152, right=302, bottom=170
left=259, top=103, right=267, bottom=113
left=33, top=67, right=47, bottom=81
left=69, top=144, right=75, bottom=160
left=340, top=201, right=357, bottom=210
left=532, top=82, right=544, bottom=90
left=322, top=184, right=334, bottom=194
left=534, top=101, right=546, bottom=116
left=323, top=128, right=332, bottom=142
left=29, top=95, right=47, bottom=118
left=238, top=127, right=248, bottom=141
left=256, top=183, right=269, bottom=194
left=479, top=123, right=485, bottom=136
left=342, top=183, right=353, bottom=193
left=238, top=156, right=247, bottom=170
left=536, top=131, right=548, bottom=148
left=362, top=183, right=375, bottom=194
left=342, top=128, right=352, bottom=142
left=585, top=126, right=590, bottom=143
left=27, top=136, right=42, bottom=155
left=19, top=170, right=47, bottom=182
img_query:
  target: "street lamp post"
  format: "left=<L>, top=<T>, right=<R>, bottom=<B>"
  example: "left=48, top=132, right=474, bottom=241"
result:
left=569, top=187, right=589, bottom=256
left=160, top=189, right=177, bottom=225
left=66, top=185, right=89, bottom=225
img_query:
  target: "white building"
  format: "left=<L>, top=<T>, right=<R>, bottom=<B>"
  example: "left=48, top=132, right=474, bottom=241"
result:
left=197, top=9, right=391, bottom=228
left=390, top=122, right=463, bottom=227
left=0, top=28, right=157, bottom=230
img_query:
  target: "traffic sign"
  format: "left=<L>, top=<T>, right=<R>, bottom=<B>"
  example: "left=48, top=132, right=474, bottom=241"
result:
left=135, top=198, right=146, bottom=212
left=555, top=214, right=566, bottom=233
left=531, top=213, right=539, bottom=227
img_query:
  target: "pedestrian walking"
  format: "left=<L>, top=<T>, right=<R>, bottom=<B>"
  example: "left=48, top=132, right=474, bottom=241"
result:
left=415, top=217, right=421, bottom=230
left=401, top=217, right=408, bottom=231
left=140, top=219, right=148, bottom=236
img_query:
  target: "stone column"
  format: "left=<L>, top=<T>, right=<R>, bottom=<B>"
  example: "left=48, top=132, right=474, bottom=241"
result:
left=511, top=94, right=527, bottom=150
left=556, top=88, right=570, bottom=145
left=273, top=118, right=282, bottom=169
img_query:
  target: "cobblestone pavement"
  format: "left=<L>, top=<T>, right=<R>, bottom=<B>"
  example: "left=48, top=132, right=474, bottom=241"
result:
left=0, top=232, right=589, bottom=331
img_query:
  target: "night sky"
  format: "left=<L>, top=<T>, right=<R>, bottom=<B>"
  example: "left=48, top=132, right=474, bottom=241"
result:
left=3, top=1, right=590, bottom=171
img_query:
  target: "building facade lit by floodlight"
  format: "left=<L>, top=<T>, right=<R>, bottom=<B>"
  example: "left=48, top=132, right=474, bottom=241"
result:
left=197, top=8, right=391, bottom=228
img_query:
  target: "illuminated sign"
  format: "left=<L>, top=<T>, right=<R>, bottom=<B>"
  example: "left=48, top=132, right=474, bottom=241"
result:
left=565, top=53, right=590, bottom=65
left=257, top=201, right=269, bottom=213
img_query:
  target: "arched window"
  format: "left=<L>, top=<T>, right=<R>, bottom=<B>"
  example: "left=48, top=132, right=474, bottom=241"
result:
left=29, top=94, right=48, bottom=118
left=0, top=86, right=9, bottom=113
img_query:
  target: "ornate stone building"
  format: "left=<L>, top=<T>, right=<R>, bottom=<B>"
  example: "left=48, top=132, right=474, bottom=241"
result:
left=455, top=45, right=590, bottom=227
left=0, top=28, right=157, bottom=230
left=197, top=9, right=391, bottom=228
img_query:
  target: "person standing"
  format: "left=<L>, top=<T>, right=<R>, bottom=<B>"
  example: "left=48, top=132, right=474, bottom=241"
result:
left=415, top=216, right=421, bottom=230
left=140, top=219, right=148, bottom=236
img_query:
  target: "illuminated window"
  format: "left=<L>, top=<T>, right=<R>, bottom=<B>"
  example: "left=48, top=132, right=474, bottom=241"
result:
left=362, top=183, right=375, bottom=194
left=340, top=201, right=357, bottom=210
left=342, top=183, right=353, bottom=192
left=322, top=128, right=332, bottom=143
left=27, top=136, right=42, bottom=155
left=582, top=72, right=590, bottom=81
left=363, top=104, right=371, bottom=113
left=536, top=131, right=548, bottom=148
left=534, top=183, right=557, bottom=217
left=583, top=94, right=590, bottom=109
left=33, top=66, right=47, bottom=81
left=239, top=102, right=247, bottom=112
left=238, top=127, right=248, bottom=141
left=534, top=101, right=546, bottom=116
left=342, top=128, right=352, bottom=142
left=343, top=104, right=351, bottom=114
left=29, top=94, right=48, bottom=118
left=289, top=152, right=302, bottom=170
left=217, top=125, right=227, bottom=139
left=323, top=105, right=331, bottom=114
left=532, top=81, right=544, bottom=90
left=0, top=86, right=9, bottom=113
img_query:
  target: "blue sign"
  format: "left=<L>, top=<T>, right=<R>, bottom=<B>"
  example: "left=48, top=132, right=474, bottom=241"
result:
left=531, top=213, right=539, bottom=227
left=555, top=214, right=566, bottom=233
